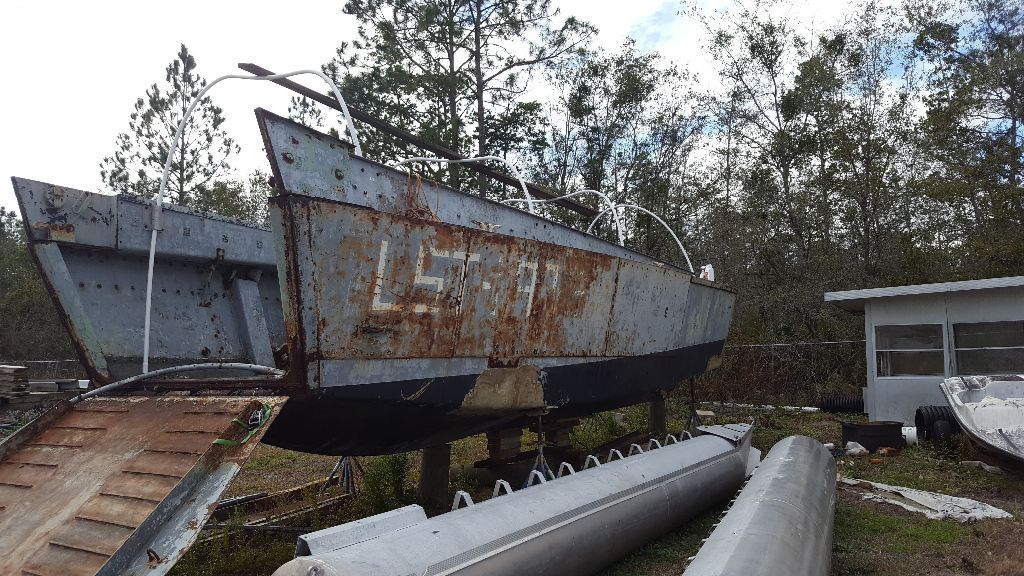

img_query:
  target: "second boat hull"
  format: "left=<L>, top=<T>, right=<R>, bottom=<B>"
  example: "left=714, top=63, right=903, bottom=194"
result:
left=940, top=375, right=1024, bottom=465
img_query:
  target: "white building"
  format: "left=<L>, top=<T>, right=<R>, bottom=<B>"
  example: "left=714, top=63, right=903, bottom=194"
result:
left=825, top=276, right=1024, bottom=424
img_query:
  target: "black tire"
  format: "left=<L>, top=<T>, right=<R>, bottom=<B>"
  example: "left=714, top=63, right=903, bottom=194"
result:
left=932, top=419, right=955, bottom=454
left=916, top=405, right=958, bottom=441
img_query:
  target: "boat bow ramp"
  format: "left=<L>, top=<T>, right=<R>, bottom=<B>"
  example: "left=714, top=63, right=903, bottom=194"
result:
left=0, top=395, right=285, bottom=575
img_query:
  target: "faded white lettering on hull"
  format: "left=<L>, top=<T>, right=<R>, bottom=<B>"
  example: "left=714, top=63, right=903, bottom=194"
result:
left=372, top=239, right=552, bottom=317
left=373, top=239, right=489, bottom=314
left=371, top=240, right=402, bottom=312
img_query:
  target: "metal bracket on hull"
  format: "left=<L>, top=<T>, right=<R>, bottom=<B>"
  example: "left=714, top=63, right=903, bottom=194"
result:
left=697, top=423, right=753, bottom=444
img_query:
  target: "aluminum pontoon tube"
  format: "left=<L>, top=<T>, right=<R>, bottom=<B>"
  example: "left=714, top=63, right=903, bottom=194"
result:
left=273, top=424, right=759, bottom=576
left=683, top=435, right=837, bottom=576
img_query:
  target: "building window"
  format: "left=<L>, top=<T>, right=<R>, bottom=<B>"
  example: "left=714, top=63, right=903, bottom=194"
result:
left=875, top=324, right=944, bottom=376
left=953, top=320, right=1024, bottom=375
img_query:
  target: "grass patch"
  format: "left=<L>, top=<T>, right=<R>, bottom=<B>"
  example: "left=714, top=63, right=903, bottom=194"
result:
left=451, top=433, right=488, bottom=465
left=598, top=503, right=727, bottom=576
left=170, top=532, right=297, bottom=576
left=841, top=443, right=1024, bottom=500
left=571, top=404, right=651, bottom=452
left=833, top=501, right=967, bottom=554
left=0, top=405, right=47, bottom=441
left=571, top=411, right=628, bottom=451
left=359, top=453, right=414, bottom=514
left=225, top=445, right=338, bottom=497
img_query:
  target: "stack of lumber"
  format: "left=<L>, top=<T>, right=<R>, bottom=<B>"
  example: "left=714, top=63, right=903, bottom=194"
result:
left=0, top=365, right=30, bottom=403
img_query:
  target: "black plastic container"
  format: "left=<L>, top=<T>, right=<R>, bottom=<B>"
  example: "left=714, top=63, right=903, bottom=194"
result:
left=841, top=421, right=906, bottom=452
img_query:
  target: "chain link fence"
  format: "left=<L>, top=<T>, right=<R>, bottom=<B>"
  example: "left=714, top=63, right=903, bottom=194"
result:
left=698, top=340, right=866, bottom=406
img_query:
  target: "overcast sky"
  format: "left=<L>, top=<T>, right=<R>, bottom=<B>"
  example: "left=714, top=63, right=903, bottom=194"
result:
left=0, top=0, right=851, bottom=213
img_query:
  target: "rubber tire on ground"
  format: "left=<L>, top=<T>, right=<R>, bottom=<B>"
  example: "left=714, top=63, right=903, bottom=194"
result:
left=931, top=419, right=955, bottom=453
left=916, top=405, right=956, bottom=441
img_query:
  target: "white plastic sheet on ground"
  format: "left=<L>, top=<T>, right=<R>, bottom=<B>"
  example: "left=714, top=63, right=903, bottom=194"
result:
left=839, top=476, right=1012, bottom=522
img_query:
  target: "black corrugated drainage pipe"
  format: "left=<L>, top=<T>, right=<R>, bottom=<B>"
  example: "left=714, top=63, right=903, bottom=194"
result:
left=818, top=395, right=864, bottom=414
left=915, top=405, right=961, bottom=441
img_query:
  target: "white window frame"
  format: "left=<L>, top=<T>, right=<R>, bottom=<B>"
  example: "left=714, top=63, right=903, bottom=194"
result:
left=873, top=322, right=946, bottom=378
left=951, top=319, right=1024, bottom=376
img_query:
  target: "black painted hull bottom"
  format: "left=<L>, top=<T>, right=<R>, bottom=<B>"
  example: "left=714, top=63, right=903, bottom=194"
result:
left=261, top=339, right=726, bottom=455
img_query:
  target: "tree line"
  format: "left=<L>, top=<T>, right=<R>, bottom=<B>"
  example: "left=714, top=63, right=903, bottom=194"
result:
left=2, top=0, right=1020, bottom=397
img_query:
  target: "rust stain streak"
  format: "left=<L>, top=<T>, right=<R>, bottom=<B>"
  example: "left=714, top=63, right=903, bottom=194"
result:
left=602, top=261, right=623, bottom=356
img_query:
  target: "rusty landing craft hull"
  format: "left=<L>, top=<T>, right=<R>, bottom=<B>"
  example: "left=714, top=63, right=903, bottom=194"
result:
left=8, top=109, right=734, bottom=456
left=257, top=109, right=735, bottom=454
left=10, top=176, right=286, bottom=383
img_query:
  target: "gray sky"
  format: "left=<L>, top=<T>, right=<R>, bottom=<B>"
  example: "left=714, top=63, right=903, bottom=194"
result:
left=0, top=0, right=849, bottom=213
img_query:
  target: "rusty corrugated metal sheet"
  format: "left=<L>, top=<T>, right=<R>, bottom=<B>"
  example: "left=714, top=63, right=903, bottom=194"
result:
left=0, top=395, right=286, bottom=575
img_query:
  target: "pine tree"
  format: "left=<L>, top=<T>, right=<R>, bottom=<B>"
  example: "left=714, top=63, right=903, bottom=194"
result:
left=0, top=208, right=72, bottom=360
left=534, top=41, right=704, bottom=261
left=189, top=171, right=273, bottom=227
left=909, top=0, right=1024, bottom=275
left=288, top=96, right=329, bottom=133
left=323, top=0, right=592, bottom=194
left=100, top=44, right=239, bottom=206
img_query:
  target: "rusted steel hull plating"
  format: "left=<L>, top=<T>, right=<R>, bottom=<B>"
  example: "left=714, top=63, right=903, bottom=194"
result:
left=258, top=109, right=736, bottom=454
left=273, top=424, right=758, bottom=576
left=7, top=108, right=734, bottom=455
left=683, top=435, right=837, bottom=576
left=9, top=177, right=285, bottom=382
